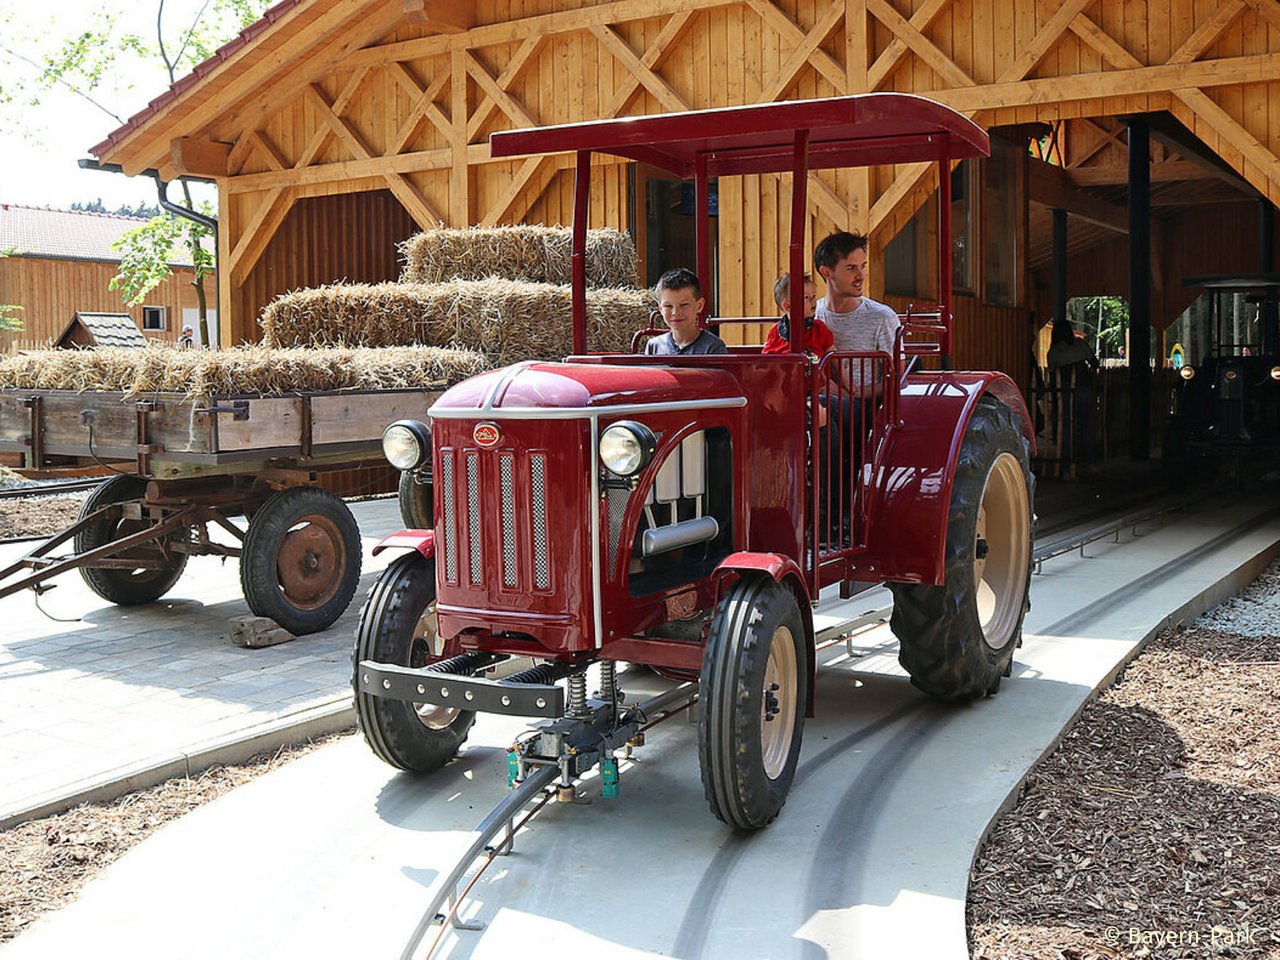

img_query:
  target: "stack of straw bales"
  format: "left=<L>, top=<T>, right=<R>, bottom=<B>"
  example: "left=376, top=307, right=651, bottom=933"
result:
left=260, top=278, right=654, bottom=366
left=399, top=226, right=639, bottom=287
left=0, top=344, right=487, bottom=398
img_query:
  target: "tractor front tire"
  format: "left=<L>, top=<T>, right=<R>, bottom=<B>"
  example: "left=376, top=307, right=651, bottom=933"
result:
left=699, top=575, right=805, bottom=829
left=353, top=552, right=475, bottom=772
left=75, top=474, right=188, bottom=605
left=889, top=396, right=1033, bottom=702
left=240, top=487, right=361, bottom=635
left=397, top=470, right=434, bottom=530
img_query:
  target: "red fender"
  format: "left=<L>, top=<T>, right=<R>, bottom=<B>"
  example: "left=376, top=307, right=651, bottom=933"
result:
left=371, top=529, right=435, bottom=558
left=858, top=372, right=1033, bottom=586
left=712, top=551, right=817, bottom=718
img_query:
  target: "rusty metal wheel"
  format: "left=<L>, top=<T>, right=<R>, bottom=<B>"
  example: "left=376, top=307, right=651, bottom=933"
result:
left=240, top=487, right=361, bottom=635
left=75, top=474, right=188, bottom=605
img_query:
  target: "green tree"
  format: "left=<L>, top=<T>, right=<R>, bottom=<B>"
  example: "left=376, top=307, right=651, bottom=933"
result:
left=0, top=1, right=271, bottom=345
left=1, top=250, right=23, bottom=332
left=1068, top=296, right=1129, bottom=360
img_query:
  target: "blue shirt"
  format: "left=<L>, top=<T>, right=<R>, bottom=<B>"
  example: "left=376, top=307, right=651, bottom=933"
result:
left=644, top=329, right=728, bottom=356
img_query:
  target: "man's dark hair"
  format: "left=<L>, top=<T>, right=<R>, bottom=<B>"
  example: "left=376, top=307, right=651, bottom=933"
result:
left=813, top=231, right=869, bottom=273
left=655, top=267, right=702, bottom=298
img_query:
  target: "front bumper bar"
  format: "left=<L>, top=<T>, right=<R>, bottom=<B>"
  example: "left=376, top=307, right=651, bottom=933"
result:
left=356, top=661, right=566, bottom=718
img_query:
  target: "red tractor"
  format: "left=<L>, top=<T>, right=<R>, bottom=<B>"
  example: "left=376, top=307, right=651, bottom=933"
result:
left=354, top=94, right=1034, bottom=830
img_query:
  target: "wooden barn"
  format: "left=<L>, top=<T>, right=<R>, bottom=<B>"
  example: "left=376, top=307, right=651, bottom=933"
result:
left=0, top=205, right=211, bottom=352
left=85, top=0, right=1280, bottom=453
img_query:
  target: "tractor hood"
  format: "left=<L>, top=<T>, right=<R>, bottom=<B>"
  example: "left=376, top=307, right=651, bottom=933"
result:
left=431, top=361, right=744, bottom=415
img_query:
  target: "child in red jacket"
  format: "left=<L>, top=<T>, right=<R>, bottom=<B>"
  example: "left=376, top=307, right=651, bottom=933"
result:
left=762, top=273, right=833, bottom=355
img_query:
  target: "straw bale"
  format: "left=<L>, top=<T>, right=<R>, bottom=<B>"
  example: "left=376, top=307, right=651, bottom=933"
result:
left=260, top=278, right=656, bottom=366
left=0, top=344, right=487, bottom=398
left=399, top=225, right=639, bottom=288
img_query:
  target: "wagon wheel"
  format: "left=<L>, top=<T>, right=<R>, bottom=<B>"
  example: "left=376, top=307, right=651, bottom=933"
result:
left=397, top=469, right=434, bottom=530
left=75, top=474, right=189, bottom=605
left=698, top=575, right=805, bottom=830
left=353, top=552, right=475, bottom=772
left=239, top=487, right=362, bottom=635
left=889, top=396, right=1033, bottom=702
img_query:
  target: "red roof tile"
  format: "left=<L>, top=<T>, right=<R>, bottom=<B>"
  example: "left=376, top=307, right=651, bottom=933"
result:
left=0, top=205, right=197, bottom=267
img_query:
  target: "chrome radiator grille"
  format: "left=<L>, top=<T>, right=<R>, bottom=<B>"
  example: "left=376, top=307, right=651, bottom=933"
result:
left=440, top=445, right=550, bottom=592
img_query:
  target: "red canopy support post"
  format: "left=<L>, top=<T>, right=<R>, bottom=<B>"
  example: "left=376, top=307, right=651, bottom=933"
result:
left=695, top=153, right=711, bottom=325
left=572, top=150, right=591, bottom=354
left=937, top=138, right=953, bottom=367
left=789, top=129, right=810, bottom=353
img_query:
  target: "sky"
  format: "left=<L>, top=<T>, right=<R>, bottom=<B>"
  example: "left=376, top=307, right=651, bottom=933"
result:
left=0, top=0, right=238, bottom=212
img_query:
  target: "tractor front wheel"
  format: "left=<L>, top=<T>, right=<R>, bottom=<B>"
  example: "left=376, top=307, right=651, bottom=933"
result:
left=353, top=552, right=475, bottom=772
left=889, top=396, right=1033, bottom=702
left=698, top=576, right=805, bottom=829
left=397, top=470, right=434, bottom=530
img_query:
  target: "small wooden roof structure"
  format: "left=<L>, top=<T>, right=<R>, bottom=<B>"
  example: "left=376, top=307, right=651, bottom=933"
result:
left=56, top=313, right=148, bottom=350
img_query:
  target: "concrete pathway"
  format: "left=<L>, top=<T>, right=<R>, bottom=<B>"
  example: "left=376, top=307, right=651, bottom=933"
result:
left=0, top=497, right=402, bottom=828
left=4, top=487, right=1278, bottom=960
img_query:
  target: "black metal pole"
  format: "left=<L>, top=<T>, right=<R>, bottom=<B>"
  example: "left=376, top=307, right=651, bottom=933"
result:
left=1127, top=119, right=1151, bottom=460
left=1260, top=199, right=1278, bottom=354
left=1052, top=208, right=1067, bottom=327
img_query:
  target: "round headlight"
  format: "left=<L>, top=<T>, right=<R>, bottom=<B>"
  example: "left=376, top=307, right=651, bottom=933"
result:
left=599, top=421, right=656, bottom=476
left=1270, top=366, right=1280, bottom=381
left=382, top=419, right=431, bottom=470
left=1179, top=365, right=1195, bottom=380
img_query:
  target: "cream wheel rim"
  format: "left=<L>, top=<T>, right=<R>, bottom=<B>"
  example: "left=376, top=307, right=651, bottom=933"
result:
left=411, top=604, right=458, bottom=730
left=973, top=452, right=1031, bottom=651
left=760, top=625, right=798, bottom=780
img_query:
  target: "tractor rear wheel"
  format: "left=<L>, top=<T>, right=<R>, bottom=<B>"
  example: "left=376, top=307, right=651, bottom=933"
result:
left=75, top=475, right=189, bottom=605
left=239, top=487, right=361, bottom=635
left=397, top=470, right=434, bottom=529
left=698, top=575, right=805, bottom=829
left=889, top=396, right=1033, bottom=702
left=353, top=552, right=475, bottom=772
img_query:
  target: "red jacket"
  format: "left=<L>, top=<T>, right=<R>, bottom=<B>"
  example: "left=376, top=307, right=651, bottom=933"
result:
left=762, top=318, right=834, bottom=355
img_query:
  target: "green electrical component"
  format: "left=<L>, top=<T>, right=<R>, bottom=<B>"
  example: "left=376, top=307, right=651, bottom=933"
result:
left=507, top=750, right=520, bottom=788
left=601, top=757, right=620, bottom=799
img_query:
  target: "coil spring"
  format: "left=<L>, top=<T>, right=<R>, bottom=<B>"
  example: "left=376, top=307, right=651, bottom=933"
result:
left=598, top=660, right=618, bottom=704
left=568, top=674, right=589, bottom=717
left=425, top=651, right=506, bottom=676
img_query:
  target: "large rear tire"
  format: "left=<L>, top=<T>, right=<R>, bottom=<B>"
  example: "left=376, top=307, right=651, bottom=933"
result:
left=889, top=396, right=1033, bottom=702
left=75, top=475, right=188, bottom=605
left=353, top=552, right=475, bottom=772
left=239, top=487, right=361, bottom=635
left=698, top=576, right=805, bottom=830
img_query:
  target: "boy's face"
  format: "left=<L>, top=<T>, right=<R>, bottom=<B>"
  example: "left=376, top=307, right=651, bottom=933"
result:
left=659, top=284, right=704, bottom=338
left=775, top=282, right=818, bottom=319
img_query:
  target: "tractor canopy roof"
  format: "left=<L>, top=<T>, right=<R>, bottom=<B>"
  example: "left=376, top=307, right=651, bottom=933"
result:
left=489, top=93, right=988, bottom=178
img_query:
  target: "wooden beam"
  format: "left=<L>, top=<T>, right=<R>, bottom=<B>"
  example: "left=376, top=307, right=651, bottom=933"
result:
left=865, top=0, right=973, bottom=88
left=997, top=0, right=1096, bottom=83
left=760, top=1, right=845, bottom=102
left=866, top=0, right=950, bottom=90
left=466, top=35, right=545, bottom=141
left=245, top=130, right=290, bottom=172
left=387, top=61, right=453, bottom=149
left=450, top=48, right=468, bottom=227
left=464, top=49, right=540, bottom=128
left=846, top=0, right=868, bottom=94
left=385, top=173, right=445, bottom=227
left=480, top=156, right=556, bottom=226
left=304, top=83, right=376, bottom=160
left=1064, top=159, right=1226, bottom=186
left=402, top=0, right=473, bottom=33
left=341, top=0, right=731, bottom=70
left=1068, top=15, right=1142, bottom=71
left=745, top=0, right=847, bottom=91
left=293, top=68, right=372, bottom=171
left=169, top=137, right=232, bottom=178
left=228, top=187, right=295, bottom=283
left=1172, top=87, right=1280, bottom=197
left=1028, top=158, right=1127, bottom=233
left=1167, top=0, right=1244, bottom=64
left=590, top=24, right=692, bottom=112
left=1068, top=118, right=1126, bottom=167
left=926, top=53, right=1280, bottom=113
left=228, top=147, right=453, bottom=193
left=605, top=12, right=694, bottom=116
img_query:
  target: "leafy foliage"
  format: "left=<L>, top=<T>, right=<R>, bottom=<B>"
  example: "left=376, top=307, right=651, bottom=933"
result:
left=72, top=199, right=163, bottom=219
left=1068, top=296, right=1129, bottom=360
left=109, top=214, right=214, bottom=308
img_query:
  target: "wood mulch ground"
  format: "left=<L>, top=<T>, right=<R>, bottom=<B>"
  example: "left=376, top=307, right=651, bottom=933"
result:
left=0, top=498, right=82, bottom=540
left=0, top=732, right=353, bottom=945
left=969, top=627, right=1280, bottom=959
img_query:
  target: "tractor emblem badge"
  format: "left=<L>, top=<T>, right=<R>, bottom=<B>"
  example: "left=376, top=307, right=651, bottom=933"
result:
left=473, top=422, right=501, bottom=447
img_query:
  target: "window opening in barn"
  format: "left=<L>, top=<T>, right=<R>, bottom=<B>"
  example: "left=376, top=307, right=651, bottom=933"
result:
left=142, top=306, right=167, bottom=331
left=985, top=138, right=1019, bottom=307
left=884, top=203, right=930, bottom=298
left=951, top=161, right=974, bottom=294
left=634, top=169, right=719, bottom=314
